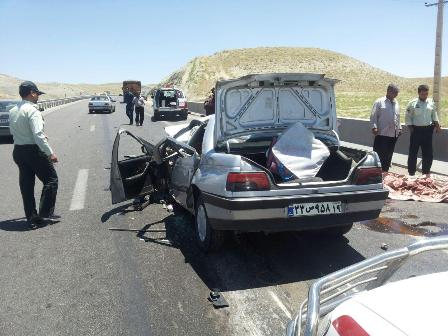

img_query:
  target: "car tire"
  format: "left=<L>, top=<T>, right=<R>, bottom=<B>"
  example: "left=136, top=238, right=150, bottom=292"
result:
left=153, top=113, right=159, bottom=121
left=181, top=112, right=188, bottom=120
left=195, top=194, right=226, bottom=253
left=89, top=109, right=92, bottom=114
left=325, top=223, right=353, bottom=236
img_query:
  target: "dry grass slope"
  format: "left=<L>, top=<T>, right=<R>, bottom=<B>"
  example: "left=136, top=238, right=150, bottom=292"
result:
left=0, top=74, right=154, bottom=100
left=160, top=47, right=448, bottom=124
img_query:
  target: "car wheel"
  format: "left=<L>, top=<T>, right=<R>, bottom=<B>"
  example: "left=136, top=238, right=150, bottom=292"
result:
left=195, top=194, right=226, bottom=253
left=89, top=109, right=92, bottom=114
left=325, top=223, right=353, bottom=236
left=181, top=112, right=188, bottom=120
left=153, top=113, right=159, bottom=121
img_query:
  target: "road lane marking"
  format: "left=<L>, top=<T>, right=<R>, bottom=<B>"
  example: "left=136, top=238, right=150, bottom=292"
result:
left=268, top=290, right=292, bottom=319
left=70, top=169, right=89, bottom=211
left=90, top=125, right=95, bottom=132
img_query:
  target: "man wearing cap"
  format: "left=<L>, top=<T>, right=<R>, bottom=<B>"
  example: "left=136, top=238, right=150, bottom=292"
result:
left=405, top=84, right=441, bottom=176
left=9, top=81, right=59, bottom=228
left=370, top=84, right=401, bottom=172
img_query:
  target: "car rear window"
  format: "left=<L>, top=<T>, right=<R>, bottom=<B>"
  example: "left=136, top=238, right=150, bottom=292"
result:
left=0, top=101, right=19, bottom=112
left=91, top=96, right=108, bottom=101
left=161, top=90, right=176, bottom=98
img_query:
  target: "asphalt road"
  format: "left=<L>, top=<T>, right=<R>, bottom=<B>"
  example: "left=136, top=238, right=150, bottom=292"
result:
left=1, top=99, right=447, bottom=336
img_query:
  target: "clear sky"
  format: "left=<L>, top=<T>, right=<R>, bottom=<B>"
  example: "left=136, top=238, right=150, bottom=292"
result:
left=0, top=0, right=446, bottom=84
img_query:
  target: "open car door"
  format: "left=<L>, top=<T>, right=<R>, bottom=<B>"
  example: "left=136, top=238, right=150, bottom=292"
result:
left=110, top=129, right=155, bottom=204
left=157, top=137, right=200, bottom=209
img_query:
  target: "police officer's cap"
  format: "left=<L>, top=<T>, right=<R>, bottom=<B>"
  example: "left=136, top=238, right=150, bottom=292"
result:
left=19, top=81, right=46, bottom=96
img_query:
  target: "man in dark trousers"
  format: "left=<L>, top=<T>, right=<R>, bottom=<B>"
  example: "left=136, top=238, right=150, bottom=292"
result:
left=405, top=84, right=441, bottom=176
left=370, top=84, right=401, bottom=172
left=133, top=92, right=145, bottom=126
left=124, top=88, right=135, bottom=124
left=9, top=81, right=59, bottom=228
left=204, top=88, right=215, bottom=116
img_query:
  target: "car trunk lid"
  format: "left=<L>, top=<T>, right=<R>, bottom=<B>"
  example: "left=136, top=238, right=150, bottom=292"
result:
left=214, top=73, right=338, bottom=147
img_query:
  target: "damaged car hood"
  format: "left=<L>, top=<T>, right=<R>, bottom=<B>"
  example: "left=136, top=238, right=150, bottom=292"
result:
left=214, top=73, right=339, bottom=146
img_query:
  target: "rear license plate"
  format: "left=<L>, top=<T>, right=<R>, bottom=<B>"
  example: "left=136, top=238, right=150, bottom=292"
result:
left=287, top=202, right=342, bottom=217
left=0, top=119, right=8, bottom=124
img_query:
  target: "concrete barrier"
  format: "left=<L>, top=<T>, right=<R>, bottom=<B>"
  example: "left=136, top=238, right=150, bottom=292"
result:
left=37, top=95, right=91, bottom=111
left=187, top=101, right=448, bottom=162
left=338, top=117, right=448, bottom=162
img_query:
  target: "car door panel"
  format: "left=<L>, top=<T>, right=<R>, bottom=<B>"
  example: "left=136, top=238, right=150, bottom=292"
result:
left=110, top=129, right=155, bottom=204
left=160, top=137, right=199, bottom=209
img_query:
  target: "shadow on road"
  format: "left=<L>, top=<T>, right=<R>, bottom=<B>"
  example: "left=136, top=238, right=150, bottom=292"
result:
left=0, top=217, right=59, bottom=231
left=137, top=211, right=366, bottom=292
left=101, top=202, right=137, bottom=223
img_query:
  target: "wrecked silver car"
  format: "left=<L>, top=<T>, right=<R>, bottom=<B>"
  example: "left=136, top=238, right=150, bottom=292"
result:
left=110, top=73, right=388, bottom=252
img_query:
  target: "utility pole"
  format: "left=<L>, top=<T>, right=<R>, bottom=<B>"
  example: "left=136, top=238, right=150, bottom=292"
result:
left=425, top=0, right=447, bottom=114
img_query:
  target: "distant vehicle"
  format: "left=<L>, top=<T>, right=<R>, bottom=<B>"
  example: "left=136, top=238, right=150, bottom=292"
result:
left=122, top=80, right=141, bottom=96
left=88, top=95, right=115, bottom=114
left=110, top=74, right=388, bottom=252
left=287, top=237, right=448, bottom=336
left=152, top=87, right=188, bottom=120
left=0, top=100, right=20, bottom=138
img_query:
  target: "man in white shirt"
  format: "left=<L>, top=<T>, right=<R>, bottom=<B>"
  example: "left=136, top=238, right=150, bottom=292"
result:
left=370, top=84, right=401, bottom=172
left=9, top=81, right=59, bottom=228
left=133, top=93, right=145, bottom=126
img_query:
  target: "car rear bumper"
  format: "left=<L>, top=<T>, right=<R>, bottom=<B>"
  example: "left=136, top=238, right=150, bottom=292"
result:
left=155, top=108, right=188, bottom=115
left=90, top=106, right=112, bottom=111
left=202, top=189, right=388, bottom=232
left=0, top=126, right=11, bottom=136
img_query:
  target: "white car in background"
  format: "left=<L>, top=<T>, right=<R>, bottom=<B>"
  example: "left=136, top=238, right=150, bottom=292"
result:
left=287, top=236, right=448, bottom=336
left=152, top=87, right=188, bottom=120
left=88, top=95, right=115, bottom=114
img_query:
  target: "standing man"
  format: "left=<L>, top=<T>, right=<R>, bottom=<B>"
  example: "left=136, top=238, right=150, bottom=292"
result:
left=124, top=88, right=134, bottom=125
left=370, top=84, right=401, bottom=172
left=405, top=84, right=441, bottom=176
left=9, top=81, right=59, bottom=228
left=204, top=88, right=215, bottom=116
left=133, top=93, right=145, bottom=126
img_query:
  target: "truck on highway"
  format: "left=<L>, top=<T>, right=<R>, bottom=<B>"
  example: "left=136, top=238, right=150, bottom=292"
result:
left=122, top=80, right=141, bottom=96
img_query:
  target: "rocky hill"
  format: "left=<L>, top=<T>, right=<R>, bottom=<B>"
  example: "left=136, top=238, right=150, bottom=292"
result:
left=160, top=47, right=447, bottom=122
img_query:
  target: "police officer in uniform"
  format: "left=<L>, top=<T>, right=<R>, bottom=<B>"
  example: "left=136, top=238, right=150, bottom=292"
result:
left=405, top=84, right=441, bottom=176
left=9, top=81, right=59, bottom=228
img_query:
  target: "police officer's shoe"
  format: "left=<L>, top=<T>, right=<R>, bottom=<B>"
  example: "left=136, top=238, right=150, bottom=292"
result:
left=28, top=215, right=44, bottom=229
left=41, top=215, right=61, bottom=225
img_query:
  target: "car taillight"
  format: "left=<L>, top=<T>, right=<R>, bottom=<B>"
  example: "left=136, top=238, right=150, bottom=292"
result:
left=332, top=315, right=369, bottom=336
left=353, top=167, right=382, bottom=185
left=179, top=101, right=187, bottom=108
left=226, top=172, right=270, bottom=192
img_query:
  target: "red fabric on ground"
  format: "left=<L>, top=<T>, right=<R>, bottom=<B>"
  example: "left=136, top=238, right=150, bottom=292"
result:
left=383, top=172, right=448, bottom=203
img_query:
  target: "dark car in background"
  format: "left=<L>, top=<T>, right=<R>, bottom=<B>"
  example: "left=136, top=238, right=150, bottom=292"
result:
left=0, top=100, right=20, bottom=138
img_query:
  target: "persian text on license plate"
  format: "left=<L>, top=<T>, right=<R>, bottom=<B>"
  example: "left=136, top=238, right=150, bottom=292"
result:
left=0, top=119, right=8, bottom=124
left=287, top=202, right=342, bottom=217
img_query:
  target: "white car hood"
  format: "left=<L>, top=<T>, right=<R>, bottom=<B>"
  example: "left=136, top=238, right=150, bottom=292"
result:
left=345, top=271, right=448, bottom=335
left=214, top=73, right=338, bottom=146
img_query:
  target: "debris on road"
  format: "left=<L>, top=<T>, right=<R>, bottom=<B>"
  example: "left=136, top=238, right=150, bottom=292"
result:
left=208, top=289, right=229, bottom=309
left=381, top=243, right=389, bottom=251
left=383, top=172, right=448, bottom=203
